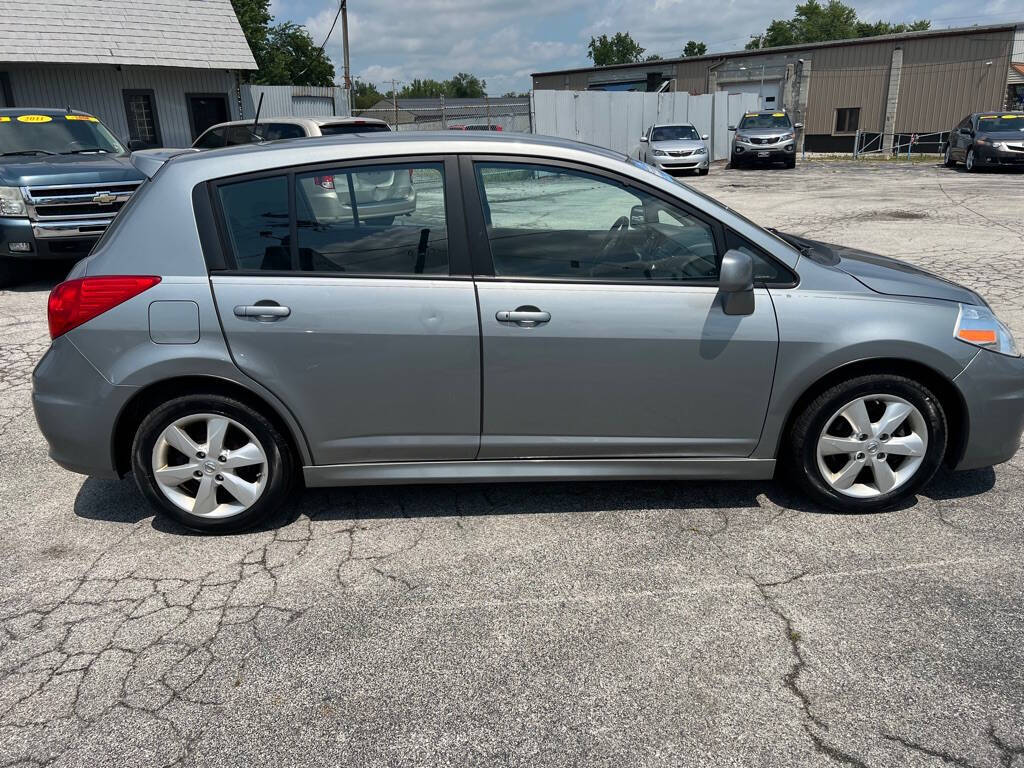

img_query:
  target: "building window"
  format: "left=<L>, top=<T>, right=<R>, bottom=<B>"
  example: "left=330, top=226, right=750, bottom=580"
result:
left=835, top=107, right=860, bottom=134
left=122, top=90, right=162, bottom=147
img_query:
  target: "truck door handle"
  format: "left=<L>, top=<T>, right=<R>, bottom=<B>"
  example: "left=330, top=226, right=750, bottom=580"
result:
left=496, top=307, right=551, bottom=327
left=233, top=304, right=291, bottom=320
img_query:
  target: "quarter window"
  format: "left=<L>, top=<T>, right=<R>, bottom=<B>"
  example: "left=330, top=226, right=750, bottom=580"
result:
left=216, top=176, right=290, bottom=271
left=475, top=162, right=720, bottom=282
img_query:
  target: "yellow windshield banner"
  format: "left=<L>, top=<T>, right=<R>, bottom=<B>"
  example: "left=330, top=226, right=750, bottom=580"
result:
left=16, top=114, right=53, bottom=123
left=65, top=115, right=98, bottom=122
left=980, top=116, right=998, bottom=120
left=772, top=112, right=785, bottom=117
left=1002, top=114, right=1019, bottom=119
left=0, top=117, right=9, bottom=122
left=744, top=113, right=758, bottom=117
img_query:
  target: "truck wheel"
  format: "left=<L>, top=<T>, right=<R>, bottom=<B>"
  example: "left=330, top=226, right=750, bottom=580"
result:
left=0, top=258, right=25, bottom=289
left=132, top=394, right=296, bottom=533
left=787, top=374, right=946, bottom=513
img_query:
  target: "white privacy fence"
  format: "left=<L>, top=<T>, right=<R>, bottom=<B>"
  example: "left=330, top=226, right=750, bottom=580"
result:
left=531, top=90, right=762, bottom=161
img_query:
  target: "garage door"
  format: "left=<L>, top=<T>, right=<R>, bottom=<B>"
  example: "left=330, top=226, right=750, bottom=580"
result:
left=724, top=80, right=781, bottom=112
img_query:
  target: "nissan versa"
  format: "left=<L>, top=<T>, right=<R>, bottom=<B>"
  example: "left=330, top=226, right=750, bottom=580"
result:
left=32, top=133, right=1024, bottom=532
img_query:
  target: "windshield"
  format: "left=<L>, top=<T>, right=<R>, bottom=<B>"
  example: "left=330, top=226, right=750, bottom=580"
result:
left=0, top=114, right=125, bottom=156
left=318, top=122, right=391, bottom=135
left=738, top=113, right=792, bottom=130
left=977, top=114, right=1024, bottom=132
left=651, top=125, right=700, bottom=142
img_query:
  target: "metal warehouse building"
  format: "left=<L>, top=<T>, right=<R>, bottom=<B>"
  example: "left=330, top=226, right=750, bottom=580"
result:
left=532, top=22, right=1024, bottom=153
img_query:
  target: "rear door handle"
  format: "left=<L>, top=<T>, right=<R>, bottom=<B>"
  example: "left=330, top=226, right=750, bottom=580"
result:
left=233, top=304, right=291, bottom=320
left=496, top=308, right=551, bottom=327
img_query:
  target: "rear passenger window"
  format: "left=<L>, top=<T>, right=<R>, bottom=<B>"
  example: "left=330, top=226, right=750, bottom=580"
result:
left=294, top=163, right=447, bottom=275
left=216, top=176, right=290, bottom=270
left=214, top=163, right=448, bottom=275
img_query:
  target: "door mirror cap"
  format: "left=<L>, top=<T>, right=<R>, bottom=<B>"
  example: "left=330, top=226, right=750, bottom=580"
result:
left=701, top=134, right=709, bottom=140
left=639, top=135, right=648, bottom=142
left=719, top=249, right=755, bottom=316
left=727, top=125, right=736, bottom=131
left=793, top=122, right=804, bottom=129
left=126, top=138, right=148, bottom=152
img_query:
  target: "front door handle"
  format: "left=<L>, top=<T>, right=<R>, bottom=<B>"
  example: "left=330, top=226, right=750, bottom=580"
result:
left=233, top=304, right=291, bottom=320
left=496, top=307, right=551, bottom=327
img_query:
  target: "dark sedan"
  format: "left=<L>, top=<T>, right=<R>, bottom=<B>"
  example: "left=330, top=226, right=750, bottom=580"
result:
left=943, top=112, right=1024, bottom=171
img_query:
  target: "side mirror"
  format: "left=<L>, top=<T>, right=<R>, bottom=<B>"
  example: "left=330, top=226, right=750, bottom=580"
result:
left=719, top=249, right=755, bottom=316
left=126, top=138, right=147, bottom=152
left=793, top=122, right=804, bottom=129
left=639, top=135, right=648, bottom=142
left=701, top=134, right=709, bottom=141
left=727, top=125, right=736, bottom=131
left=630, top=204, right=657, bottom=228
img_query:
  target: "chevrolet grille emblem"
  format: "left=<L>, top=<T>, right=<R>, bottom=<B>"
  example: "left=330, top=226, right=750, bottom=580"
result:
left=92, top=193, right=117, bottom=205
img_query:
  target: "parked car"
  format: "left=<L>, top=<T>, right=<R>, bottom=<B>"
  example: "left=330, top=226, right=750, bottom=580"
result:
left=33, top=133, right=1023, bottom=532
left=449, top=124, right=503, bottom=131
left=942, top=112, right=1024, bottom=171
left=729, top=111, right=800, bottom=168
left=639, top=123, right=710, bottom=176
left=195, top=116, right=415, bottom=226
left=0, top=108, right=146, bottom=287
left=192, top=116, right=392, bottom=148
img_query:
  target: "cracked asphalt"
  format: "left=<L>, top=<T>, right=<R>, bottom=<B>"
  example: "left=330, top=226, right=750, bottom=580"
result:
left=2, top=160, right=1023, bottom=767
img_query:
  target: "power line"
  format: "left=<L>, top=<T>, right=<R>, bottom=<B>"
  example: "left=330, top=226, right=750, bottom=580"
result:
left=295, top=0, right=344, bottom=79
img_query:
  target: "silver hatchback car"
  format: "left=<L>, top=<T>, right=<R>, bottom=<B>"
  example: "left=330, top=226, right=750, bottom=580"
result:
left=33, top=133, right=1024, bottom=531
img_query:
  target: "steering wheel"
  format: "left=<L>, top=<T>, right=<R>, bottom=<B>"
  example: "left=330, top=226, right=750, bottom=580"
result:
left=598, top=216, right=630, bottom=260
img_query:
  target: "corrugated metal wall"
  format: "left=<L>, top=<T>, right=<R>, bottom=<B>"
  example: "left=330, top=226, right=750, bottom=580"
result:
left=2, top=64, right=239, bottom=147
left=532, top=89, right=760, bottom=160
left=804, top=40, right=891, bottom=134
left=239, top=85, right=350, bottom=119
left=896, top=30, right=1012, bottom=132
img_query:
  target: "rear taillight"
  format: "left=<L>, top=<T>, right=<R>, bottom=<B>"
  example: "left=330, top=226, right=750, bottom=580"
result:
left=48, top=276, right=161, bottom=339
left=314, top=175, right=335, bottom=189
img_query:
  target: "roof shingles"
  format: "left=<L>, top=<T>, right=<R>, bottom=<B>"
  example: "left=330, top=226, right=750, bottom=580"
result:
left=0, top=0, right=257, bottom=69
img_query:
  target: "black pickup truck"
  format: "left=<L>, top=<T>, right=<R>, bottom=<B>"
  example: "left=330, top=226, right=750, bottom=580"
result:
left=0, top=108, right=146, bottom=287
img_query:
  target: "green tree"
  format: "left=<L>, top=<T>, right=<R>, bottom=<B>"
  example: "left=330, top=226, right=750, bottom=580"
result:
left=352, top=79, right=385, bottom=110
left=645, top=53, right=664, bottom=61
left=587, top=32, right=646, bottom=66
left=745, top=0, right=929, bottom=49
left=230, top=0, right=335, bottom=85
left=446, top=72, right=487, bottom=98
left=682, top=40, right=707, bottom=57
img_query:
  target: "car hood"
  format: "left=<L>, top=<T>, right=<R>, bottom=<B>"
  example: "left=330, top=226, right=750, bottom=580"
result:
left=777, top=232, right=985, bottom=305
left=650, top=139, right=705, bottom=151
left=737, top=128, right=792, bottom=139
left=0, top=153, right=144, bottom=187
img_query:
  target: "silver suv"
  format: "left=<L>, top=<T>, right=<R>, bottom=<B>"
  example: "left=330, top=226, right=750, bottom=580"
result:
left=729, top=111, right=800, bottom=168
left=33, top=133, right=1024, bottom=531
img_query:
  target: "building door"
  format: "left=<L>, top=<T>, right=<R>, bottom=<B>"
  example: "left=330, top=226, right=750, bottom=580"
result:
left=187, top=94, right=229, bottom=141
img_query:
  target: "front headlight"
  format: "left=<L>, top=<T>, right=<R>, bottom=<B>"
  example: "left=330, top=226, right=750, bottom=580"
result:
left=780, top=132, right=795, bottom=141
left=954, top=304, right=1020, bottom=357
left=694, top=146, right=707, bottom=154
left=0, top=186, right=27, bottom=217
left=651, top=149, right=667, bottom=156
left=991, top=142, right=1006, bottom=150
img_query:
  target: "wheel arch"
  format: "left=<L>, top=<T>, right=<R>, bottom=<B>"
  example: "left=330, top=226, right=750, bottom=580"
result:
left=775, top=357, right=968, bottom=469
left=112, top=375, right=311, bottom=477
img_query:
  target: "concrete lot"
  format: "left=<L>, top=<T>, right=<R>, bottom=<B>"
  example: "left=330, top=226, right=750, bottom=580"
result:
left=1, top=160, right=1023, bottom=767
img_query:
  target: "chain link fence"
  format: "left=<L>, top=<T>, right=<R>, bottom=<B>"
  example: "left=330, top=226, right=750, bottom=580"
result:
left=353, top=98, right=532, bottom=133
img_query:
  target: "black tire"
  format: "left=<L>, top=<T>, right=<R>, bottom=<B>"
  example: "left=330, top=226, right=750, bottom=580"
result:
left=132, top=394, right=295, bottom=533
left=965, top=147, right=979, bottom=173
left=784, top=157, right=796, bottom=169
left=786, top=374, right=947, bottom=513
left=729, top=153, right=742, bottom=169
left=0, top=257, right=26, bottom=289
left=365, top=215, right=395, bottom=226
left=697, top=167, right=710, bottom=176
left=942, top=145, right=956, bottom=168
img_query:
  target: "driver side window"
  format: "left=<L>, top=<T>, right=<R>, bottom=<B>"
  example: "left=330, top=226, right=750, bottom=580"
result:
left=474, top=162, right=719, bottom=282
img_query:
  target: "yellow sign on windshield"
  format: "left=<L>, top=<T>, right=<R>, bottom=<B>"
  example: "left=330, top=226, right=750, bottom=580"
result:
left=772, top=112, right=785, bottom=117
left=0, top=117, right=9, bottom=122
left=16, top=114, right=52, bottom=123
left=65, top=115, right=98, bottom=122
left=1002, top=114, right=1019, bottom=119
left=980, top=116, right=998, bottom=120
left=744, top=113, right=758, bottom=117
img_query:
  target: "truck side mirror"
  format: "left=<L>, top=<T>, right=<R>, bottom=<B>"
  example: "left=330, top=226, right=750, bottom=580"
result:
left=719, top=249, right=755, bottom=316
left=126, top=139, right=147, bottom=152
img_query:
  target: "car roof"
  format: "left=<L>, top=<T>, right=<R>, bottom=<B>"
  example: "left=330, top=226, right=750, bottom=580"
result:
left=200, top=115, right=389, bottom=132
left=743, top=111, right=789, bottom=116
left=0, top=107, right=96, bottom=117
left=652, top=123, right=696, bottom=128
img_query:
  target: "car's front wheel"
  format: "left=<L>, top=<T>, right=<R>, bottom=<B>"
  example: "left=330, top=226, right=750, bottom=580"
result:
left=132, top=394, right=295, bottom=532
left=965, top=148, right=978, bottom=172
left=787, top=374, right=946, bottom=513
left=697, top=167, right=710, bottom=176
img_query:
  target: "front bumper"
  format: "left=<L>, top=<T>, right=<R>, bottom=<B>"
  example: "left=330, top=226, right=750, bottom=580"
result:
left=974, top=145, right=1024, bottom=167
left=32, top=335, right=133, bottom=478
left=952, top=348, right=1024, bottom=470
left=1, top=216, right=101, bottom=260
left=649, top=153, right=710, bottom=172
left=732, top=140, right=796, bottom=162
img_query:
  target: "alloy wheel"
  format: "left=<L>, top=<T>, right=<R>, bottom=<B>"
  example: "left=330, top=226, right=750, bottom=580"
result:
left=944, top=146, right=952, bottom=166
left=151, top=413, right=268, bottom=519
left=815, top=394, right=928, bottom=499
left=966, top=149, right=975, bottom=171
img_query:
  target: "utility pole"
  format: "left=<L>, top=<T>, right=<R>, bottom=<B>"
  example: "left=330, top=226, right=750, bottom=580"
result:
left=391, top=79, right=399, bottom=127
left=340, top=1, right=352, bottom=113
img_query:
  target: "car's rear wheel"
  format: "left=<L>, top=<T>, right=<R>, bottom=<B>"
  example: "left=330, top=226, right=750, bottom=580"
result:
left=132, top=394, right=294, bottom=532
left=943, top=145, right=956, bottom=167
left=787, top=374, right=946, bottom=513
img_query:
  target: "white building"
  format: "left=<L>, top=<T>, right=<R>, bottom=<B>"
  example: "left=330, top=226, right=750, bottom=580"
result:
left=0, top=0, right=257, bottom=147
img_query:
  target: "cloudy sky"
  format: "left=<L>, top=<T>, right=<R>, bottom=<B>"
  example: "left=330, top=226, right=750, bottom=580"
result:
left=268, top=0, right=1020, bottom=94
